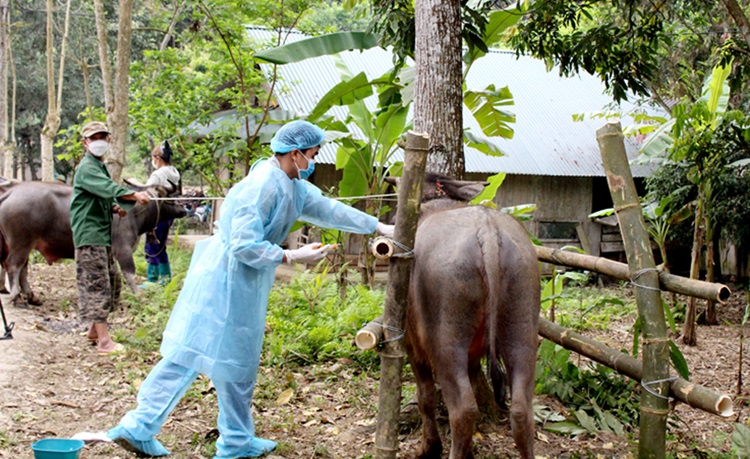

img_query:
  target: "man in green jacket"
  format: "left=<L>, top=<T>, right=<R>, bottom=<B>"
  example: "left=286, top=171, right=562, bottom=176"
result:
left=72, top=121, right=151, bottom=355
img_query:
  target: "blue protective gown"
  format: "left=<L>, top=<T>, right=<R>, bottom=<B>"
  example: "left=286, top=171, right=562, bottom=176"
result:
left=160, top=158, right=378, bottom=383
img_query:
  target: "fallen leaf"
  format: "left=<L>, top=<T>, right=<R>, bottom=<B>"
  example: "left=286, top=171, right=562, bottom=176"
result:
left=277, top=388, right=294, bottom=405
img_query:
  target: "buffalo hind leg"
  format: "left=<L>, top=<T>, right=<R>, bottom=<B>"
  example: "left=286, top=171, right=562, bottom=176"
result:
left=0, top=265, right=7, bottom=294
left=411, top=357, right=442, bottom=459
left=5, top=252, right=30, bottom=308
left=504, top=347, right=536, bottom=459
left=20, top=263, right=42, bottom=305
left=437, top=358, right=477, bottom=459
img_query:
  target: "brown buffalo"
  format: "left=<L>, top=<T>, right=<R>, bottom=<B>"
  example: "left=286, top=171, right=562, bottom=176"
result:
left=0, top=181, right=186, bottom=308
left=389, top=172, right=540, bottom=459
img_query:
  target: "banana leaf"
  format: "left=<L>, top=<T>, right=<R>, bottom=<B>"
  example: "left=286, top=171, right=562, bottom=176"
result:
left=307, top=72, right=374, bottom=122
left=254, top=32, right=380, bottom=65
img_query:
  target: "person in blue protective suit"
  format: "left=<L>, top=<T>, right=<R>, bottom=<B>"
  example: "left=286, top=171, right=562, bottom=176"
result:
left=107, top=120, right=395, bottom=458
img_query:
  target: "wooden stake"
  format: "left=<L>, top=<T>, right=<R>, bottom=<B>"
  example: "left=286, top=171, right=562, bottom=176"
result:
left=374, top=131, right=429, bottom=459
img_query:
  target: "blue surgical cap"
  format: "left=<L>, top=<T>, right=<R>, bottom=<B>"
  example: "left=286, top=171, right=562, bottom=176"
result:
left=270, top=120, right=326, bottom=154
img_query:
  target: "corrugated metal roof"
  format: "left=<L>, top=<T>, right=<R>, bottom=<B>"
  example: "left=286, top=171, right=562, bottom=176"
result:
left=248, top=27, right=657, bottom=177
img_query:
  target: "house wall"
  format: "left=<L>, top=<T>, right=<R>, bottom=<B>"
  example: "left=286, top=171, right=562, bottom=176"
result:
left=466, top=173, right=599, bottom=254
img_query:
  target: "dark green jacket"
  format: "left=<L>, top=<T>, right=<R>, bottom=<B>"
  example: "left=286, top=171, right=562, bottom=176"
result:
left=70, top=153, right=135, bottom=248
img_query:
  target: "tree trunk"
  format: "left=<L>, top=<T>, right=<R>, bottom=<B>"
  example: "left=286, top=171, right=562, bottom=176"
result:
left=682, top=203, right=705, bottom=346
left=105, top=0, right=135, bottom=183
left=0, top=0, right=8, bottom=175
left=40, top=0, right=58, bottom=182
left=414, top=0, right=464, bottom=178
left=160, top=1, right=185, bottom=51
left=40, top=0, right=71, bottom=182
left=93, top=0, right=114, bottom=112
left=5, top=12, right=15, bottom=180
left=722, top=0, right=750, bottom=49
left=705, top=218, right=718, bottom=325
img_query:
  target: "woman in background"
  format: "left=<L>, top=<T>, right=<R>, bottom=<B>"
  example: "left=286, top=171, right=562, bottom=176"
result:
left=143, top=140, right=180, bottom=286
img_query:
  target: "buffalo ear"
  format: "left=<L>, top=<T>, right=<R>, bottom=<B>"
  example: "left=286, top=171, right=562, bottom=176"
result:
left=153, top=185, right=169, bottom=197
left=165, top=180, right=179, bottom=196
left=451, top=181, right=488, bottom=202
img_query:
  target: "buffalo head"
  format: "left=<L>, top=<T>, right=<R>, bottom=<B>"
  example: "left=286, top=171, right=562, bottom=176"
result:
left=385, top=172, right=488, bottom=203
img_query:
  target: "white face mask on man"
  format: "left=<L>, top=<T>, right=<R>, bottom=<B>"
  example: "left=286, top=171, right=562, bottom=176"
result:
left=87, top=140, right=110, bottom=157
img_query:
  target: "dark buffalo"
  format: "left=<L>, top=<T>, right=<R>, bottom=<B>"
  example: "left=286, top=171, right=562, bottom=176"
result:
left=389, top=172, right=540, bottom=459
left=0, top=181, right=186, bottom=308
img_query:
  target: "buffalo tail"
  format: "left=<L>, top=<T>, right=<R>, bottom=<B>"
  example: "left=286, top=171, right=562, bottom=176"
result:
left=482, top=217, right=509, bottom=412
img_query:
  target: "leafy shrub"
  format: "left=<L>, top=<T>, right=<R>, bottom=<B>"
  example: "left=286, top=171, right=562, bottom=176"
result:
left=118, top=242, right=191, bottom=352
left=535, top=339, right=639, bottom=436
left=264, top=273, right=385, bottom=369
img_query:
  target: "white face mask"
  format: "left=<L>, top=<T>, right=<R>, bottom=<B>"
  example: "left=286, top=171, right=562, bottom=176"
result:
left=87, top=139, right=109, bottom=157
left=151, top=159, right=159, bottom=169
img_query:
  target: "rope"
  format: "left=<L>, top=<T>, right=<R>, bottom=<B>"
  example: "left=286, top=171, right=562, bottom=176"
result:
left=366, top=321, right=405, bottom=344
left=333, top=193, right=398, bottom=201
left=148, top=196, right=224, bottom=201
left=631, top=267, right=662, bottom=292
left=368, top=236, right=415, bottom=259
left=389, top=239, right=415, bottom=258
left=146, top=192, right=399, bottom=202
left=641, top=376, right=678, bottom=401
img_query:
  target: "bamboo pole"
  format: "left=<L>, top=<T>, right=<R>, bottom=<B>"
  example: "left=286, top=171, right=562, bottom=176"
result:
left=538, top=318, right=733, bottom=417
left=374, top=131, right=429, bottom=459
left=356, top=315, right=383, bottom=351
left=357, top=316, right=733, bottom=417
left=534, top=246, right=731, bottom=304
left=598, top=122, right=669, bottom=459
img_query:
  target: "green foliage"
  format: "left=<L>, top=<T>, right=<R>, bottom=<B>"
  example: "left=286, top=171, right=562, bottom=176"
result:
left=544, top=281, right=635, bottom=332
left=733, top=423, right=750, bottom=458
left=509, top=0, right=667, bottom=102
left=647, top=116, right=750, bottom=250
left=0, top=429, right=18, bottom=448
left=264, top=272, right=385, bottom=368
left=297, top=1, right=370, bottom=34
left=463, top=84, right=515, bottom=139
left=117, top=245, right=193, bottom=353
left=535, top=339, right=639, bottom=436
left=128, top=4, right=276, bottom=194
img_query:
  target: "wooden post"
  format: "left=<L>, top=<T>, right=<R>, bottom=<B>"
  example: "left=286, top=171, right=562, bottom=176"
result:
left=597, top=122, right=669, bottom=459
left=374, top=131, right=429, bottom=459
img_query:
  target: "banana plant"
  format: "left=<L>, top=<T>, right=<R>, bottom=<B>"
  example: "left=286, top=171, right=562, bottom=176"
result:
left=254, top=2, right=526, bottom=169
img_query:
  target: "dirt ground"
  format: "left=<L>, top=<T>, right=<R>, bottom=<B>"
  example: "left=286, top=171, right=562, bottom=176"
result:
left=0, top=262, right=748, bottom=459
